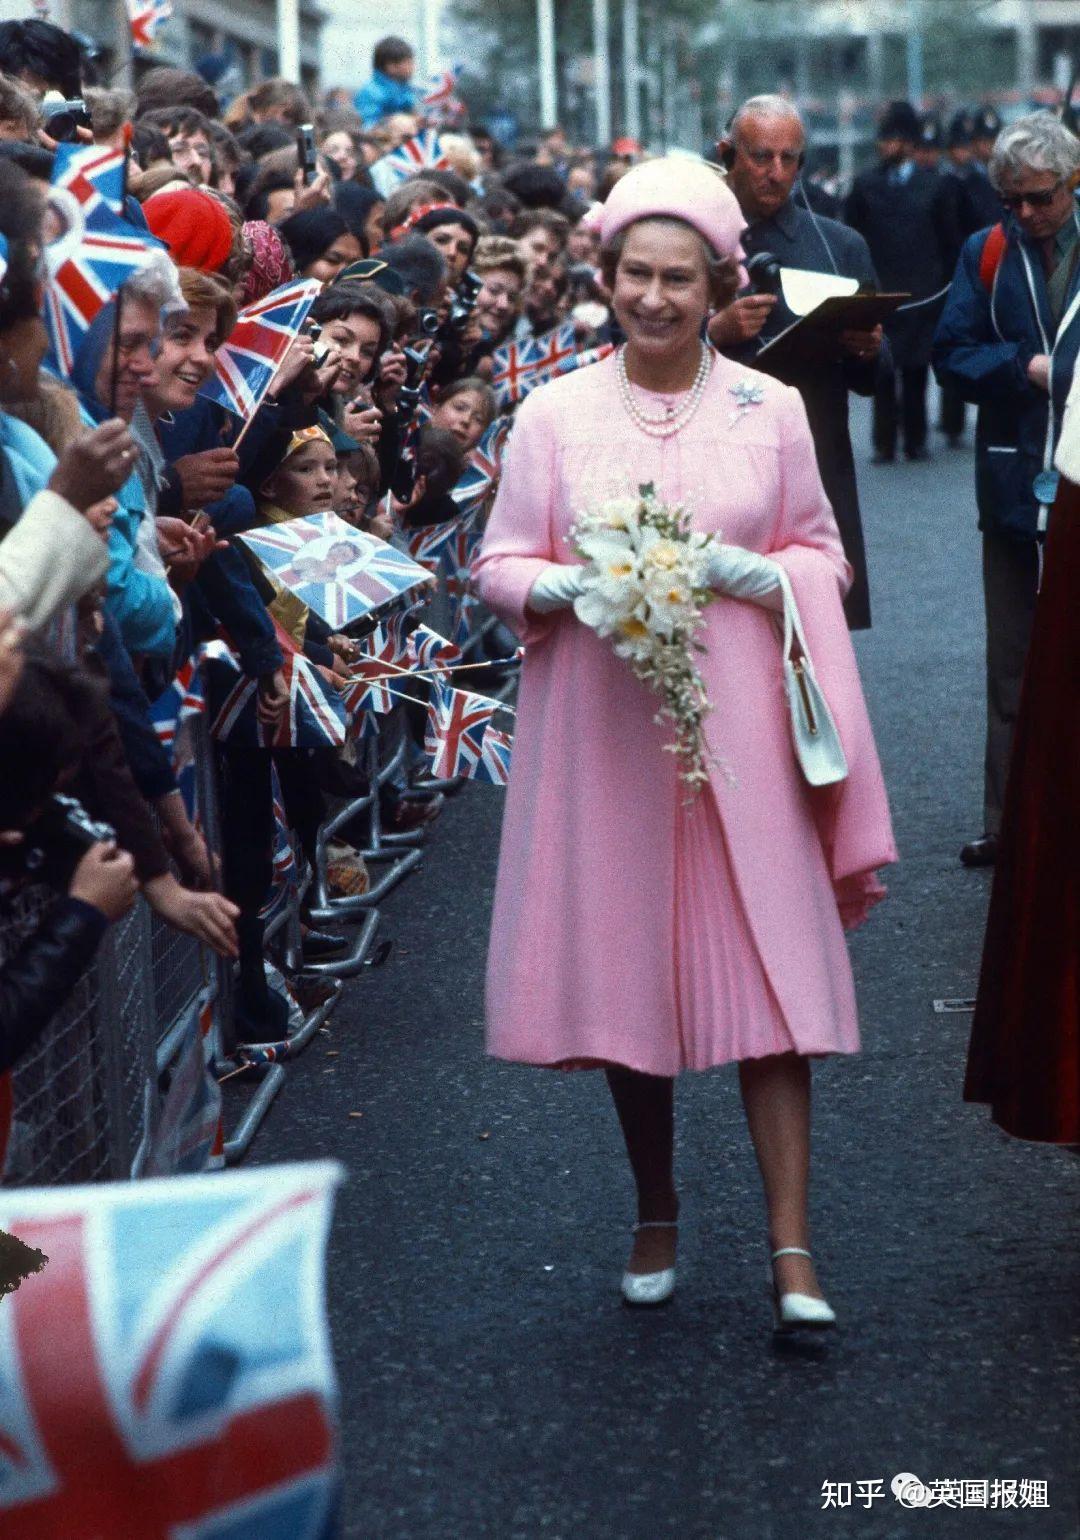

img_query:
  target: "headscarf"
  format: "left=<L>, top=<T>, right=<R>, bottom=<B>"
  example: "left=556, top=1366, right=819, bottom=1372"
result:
left=239, top=220, right=295, bottom=307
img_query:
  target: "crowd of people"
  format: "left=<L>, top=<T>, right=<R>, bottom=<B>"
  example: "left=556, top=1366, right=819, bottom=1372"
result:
left=0, top=7, right=1074, bottom=1228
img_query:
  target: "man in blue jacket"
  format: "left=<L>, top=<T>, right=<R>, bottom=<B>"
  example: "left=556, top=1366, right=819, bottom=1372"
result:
left=933, top=112, right=1080, bottom=866
left=354, top=36, right=419, bottom=129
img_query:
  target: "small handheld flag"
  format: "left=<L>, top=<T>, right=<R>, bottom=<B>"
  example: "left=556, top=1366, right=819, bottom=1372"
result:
left=200, top=278, right=322, bottom=426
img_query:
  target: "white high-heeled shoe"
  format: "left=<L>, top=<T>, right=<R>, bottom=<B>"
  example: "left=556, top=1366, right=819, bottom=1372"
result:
left=620, top=1220, right=677, bottom=1307
left=769, top=1246, right=836, bottom=1332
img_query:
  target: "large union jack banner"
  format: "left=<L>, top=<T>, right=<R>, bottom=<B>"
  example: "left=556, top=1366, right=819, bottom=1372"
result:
left=200, top=279, right=322, bottom=424
left=237, top=513, right=432, bottom=628
left=0, top=1160, right=342, bottom=1538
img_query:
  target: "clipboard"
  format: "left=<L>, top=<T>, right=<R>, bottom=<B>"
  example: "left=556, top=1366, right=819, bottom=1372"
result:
left=756, top=291, right=910, bottom=369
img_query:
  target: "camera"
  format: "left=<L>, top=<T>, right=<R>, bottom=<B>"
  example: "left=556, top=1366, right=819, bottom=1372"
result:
left=415, top=307, right=440, bottom=339
left=396, top=346, right=429, bottom=418
left=444, top=269, right=483, bottom=335
left=0, top=795, right=117, bottom=891
left=296, top=123, right=318, bottom=186
left=41, top=96, right=92, bottom=144
left=307, top=320, right=331, bottom=369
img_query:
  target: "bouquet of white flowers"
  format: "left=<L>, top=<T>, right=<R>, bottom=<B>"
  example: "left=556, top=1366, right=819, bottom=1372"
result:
left=569, top=482, right=722, bottom=791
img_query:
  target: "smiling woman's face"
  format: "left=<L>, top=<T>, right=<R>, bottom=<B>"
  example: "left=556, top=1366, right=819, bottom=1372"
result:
left=147, top=305, right=219, bottom=414
left=611, top=219, right=711, bottom=362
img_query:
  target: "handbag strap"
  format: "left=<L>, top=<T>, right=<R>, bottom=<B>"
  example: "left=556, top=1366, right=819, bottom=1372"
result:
left=775, top=566, right=812, bottom=665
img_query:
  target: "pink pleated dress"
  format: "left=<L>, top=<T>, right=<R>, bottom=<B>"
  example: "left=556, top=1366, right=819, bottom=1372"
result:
left=472, top=354, right=896, bottom=1077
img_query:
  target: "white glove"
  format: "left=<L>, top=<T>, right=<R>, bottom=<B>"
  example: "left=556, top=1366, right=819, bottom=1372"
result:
left=527, top=562, right=589, bottom=614
left=704, top=544, right=784, bottom=612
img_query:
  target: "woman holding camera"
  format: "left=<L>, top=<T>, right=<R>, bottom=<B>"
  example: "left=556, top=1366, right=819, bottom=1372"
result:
left=474, top=159, right=896, bottom=1329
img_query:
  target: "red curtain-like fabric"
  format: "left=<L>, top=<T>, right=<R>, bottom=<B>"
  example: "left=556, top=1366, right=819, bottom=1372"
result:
left=965, top=480, right=1080, bottom=1144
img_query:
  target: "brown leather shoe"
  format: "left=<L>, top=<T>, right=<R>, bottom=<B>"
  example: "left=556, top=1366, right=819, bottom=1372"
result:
left=959, top=834, right=998, bottom=867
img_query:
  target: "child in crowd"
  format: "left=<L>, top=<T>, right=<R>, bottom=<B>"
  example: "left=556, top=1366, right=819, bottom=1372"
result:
left=430, top=376, right=495, bottom=455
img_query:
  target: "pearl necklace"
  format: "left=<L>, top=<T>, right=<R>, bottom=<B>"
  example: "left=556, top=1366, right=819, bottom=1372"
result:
left=615, top=341, right=713, bottom=438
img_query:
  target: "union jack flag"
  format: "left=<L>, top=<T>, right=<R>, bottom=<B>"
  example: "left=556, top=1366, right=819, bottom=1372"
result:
left=148, top=652, right=206, bottom=754
left=424, top=677, right=498, bottom=779
left=422, top=64, right=463, bottom=110
left=0, top=1160, right=342, bottom=1538
left=441, top=513, right=485, bottom=648
left=409, top=624, right=462, bottom=672
left=210, top=622, right=347, bottom=749
left=237, top=513, right=431, bottom=628
left=556, top=340, right=616, bottom=376
left=489, top=336, right=544, bottom=409
left=491, top=322, right=580, bottom=408
left=51, top=141, right=126, bottom=222
left=126, top=0, right=173, bottom=49
left=341, top=613, right=412, bottom=719
left=451, top=416, right=511, bottom=520
left=43, top=210, right=164, bottom=380
left=405, top=518, right=459, bottom=572
left=370, top=130, right=450, bottom=193
left=533, top=320, right=578, bottom=374
left=200, top=278, right=322, bottom=424
left=473, top=723, right=513, bottom=785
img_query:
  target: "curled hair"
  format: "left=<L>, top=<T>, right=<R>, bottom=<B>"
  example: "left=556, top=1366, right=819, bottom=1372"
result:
left=600, top=219, right=740, bottom=310
left=472, top=234, right=527, bottom=284
left=311, top=279, right=394, bottom=355
left=989, top=112, right=1080, bottom=191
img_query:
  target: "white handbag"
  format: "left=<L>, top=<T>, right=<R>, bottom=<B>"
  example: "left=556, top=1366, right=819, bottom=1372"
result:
left=775, top=568, right=848, bottom=787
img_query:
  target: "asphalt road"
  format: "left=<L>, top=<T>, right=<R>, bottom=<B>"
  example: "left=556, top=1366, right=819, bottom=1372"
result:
left=256, top=396, right=1080, bottom=1540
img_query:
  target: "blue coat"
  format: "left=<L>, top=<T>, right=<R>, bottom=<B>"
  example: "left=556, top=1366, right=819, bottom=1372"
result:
left=932, top=212, right=1080, bottom=542
left=354, top=70, right=419, bottom=128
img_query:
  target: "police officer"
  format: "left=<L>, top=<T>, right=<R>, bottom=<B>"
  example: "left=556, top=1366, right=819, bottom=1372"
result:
left=845, top=100, right=961, bottom=462
left=709, top=94, right=886, bottom=629
left=964, top=104, right=1006, bottom=232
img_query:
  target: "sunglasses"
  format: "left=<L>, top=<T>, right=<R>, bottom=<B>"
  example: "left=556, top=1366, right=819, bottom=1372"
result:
left=999, top=181, right=1063, bottom=212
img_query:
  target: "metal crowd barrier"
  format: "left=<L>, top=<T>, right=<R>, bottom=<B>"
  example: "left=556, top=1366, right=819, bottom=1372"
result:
left=0, top=576, right=507, bottom=1189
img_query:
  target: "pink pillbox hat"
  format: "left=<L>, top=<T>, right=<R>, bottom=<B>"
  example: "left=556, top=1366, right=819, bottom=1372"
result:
left=599, top=156, right=748, bottom=285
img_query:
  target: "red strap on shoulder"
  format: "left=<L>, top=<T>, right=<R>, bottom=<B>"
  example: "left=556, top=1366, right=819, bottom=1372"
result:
left=979, top=222, right=1007, bottom=293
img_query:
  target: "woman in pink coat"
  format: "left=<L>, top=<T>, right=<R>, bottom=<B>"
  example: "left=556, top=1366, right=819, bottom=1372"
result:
left=473, top=158, right=896, bottom=1328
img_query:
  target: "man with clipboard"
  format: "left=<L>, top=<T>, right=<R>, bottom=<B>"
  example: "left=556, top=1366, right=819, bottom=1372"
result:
left=933, top=112, right=1080, bottom=868
left=708, top=96, right=890, bottom=630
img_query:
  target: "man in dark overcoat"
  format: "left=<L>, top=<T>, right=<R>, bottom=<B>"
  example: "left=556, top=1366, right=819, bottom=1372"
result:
left=709, top=95, right=887, bottom=630
left=845, top=99, right=961, bottom=462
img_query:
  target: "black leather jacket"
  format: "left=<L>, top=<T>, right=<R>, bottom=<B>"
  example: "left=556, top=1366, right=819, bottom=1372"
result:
left=0, top=896, right=108, bottom=1075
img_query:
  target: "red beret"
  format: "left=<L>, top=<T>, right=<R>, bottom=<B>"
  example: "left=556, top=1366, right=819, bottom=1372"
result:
left=143, top=189, right=234, bottom=273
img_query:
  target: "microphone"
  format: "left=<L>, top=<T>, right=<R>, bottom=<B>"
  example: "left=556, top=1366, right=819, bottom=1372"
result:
left=745, top=250, right=782, bottom=296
